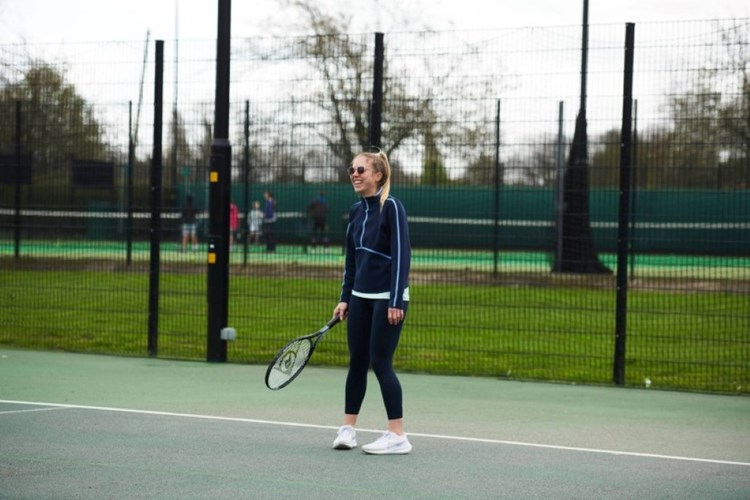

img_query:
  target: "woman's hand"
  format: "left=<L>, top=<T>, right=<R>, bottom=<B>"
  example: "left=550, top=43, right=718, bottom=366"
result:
left=387, top=307, right=404, bottom=325
left=333, top=302, right=349, bottom=321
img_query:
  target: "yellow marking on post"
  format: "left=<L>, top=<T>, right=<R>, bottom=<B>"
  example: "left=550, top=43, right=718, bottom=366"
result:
left=210, top=171, right=219, bottom=182
left=208, top=253, right=216, bottom=264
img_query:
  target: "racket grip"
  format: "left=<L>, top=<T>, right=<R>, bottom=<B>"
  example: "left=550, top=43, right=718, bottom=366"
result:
left=328, top=316, right=341, bottom=328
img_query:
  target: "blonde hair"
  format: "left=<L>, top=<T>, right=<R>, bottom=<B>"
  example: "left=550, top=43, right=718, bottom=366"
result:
left=355, top=150, right=391, bottom=209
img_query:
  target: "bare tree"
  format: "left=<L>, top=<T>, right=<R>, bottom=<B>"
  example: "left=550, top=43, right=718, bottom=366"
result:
left=274, top=0, right=502, bottom=185
left=280, top=1, right=426, bottom=178
left=714, top=19, right=750, bottom=188
left=623, top=19, right=750, bottom=190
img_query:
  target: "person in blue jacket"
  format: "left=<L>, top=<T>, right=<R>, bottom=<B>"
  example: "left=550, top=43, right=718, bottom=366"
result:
left=332, top=148, right=412, bottom=455
left=262, top=190, right=277, bottom=252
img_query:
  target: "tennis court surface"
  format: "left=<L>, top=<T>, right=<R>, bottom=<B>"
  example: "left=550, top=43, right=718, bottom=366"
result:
left=1, top=349, right=748, bottom=499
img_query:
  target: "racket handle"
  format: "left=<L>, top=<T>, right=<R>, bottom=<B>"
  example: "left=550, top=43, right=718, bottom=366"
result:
left=327, top=316, right=341, bottom=328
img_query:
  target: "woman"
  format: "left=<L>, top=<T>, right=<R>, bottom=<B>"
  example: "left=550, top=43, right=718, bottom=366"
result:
left=332, top=149, right=412, bottom=455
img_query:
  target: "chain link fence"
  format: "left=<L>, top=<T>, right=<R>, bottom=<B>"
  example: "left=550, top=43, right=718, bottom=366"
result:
left=1, top=20, right=748, bottom=393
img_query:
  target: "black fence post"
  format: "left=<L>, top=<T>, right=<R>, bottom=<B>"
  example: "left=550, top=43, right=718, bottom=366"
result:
left=207, top=0, right=232, bottom=363
left=13, top=100, right=21, bottom=259
left=127, top=101, right=134, bottom=267
left=242, top=100, right=250, bottom=268
left=369, top=32, right=384, bottom=149
left=148, top=40, right=164, bottom=358
left=554, top=101, right=565, bottom=273
left=614, top=23, right=635, bottom=386
left=629, top=99, right=639, bottom=281
left=493, top=99, right=501, bottom=277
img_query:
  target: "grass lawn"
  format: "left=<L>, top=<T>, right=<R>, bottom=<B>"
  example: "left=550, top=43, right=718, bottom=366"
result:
left=1, top=266, right=747, bottom=394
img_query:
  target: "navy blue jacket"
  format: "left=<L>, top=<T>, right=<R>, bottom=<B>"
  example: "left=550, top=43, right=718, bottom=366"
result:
left=340, top=192, right=411, bottom=309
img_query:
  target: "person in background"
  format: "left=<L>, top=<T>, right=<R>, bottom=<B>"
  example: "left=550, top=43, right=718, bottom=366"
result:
left=181, top=194, right=199, bottom=252
left=262, top=190, right=277, bottom=252
left=248, top=200, right=263, bottom=245
left=229, top=200, right=239, bottom=249
left=307, top=190, right=329, bottom=249
left=332, top=149, right=412, bottom=455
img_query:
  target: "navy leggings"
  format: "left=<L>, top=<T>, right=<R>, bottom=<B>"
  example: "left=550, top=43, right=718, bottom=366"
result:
left=344, top=296, right=407, bottom=420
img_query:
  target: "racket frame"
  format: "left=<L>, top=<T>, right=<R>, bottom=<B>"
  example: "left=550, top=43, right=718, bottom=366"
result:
left=264, top=316, right=341, bottom=390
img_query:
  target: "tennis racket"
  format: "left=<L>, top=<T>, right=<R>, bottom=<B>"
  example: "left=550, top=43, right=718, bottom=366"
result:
left=265, top=316, right=341, bottom=390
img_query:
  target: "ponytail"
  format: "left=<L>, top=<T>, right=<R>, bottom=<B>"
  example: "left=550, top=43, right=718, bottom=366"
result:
left=378, top=152, right=391, bottom=210
left=358, top=150, right=392, bottom=211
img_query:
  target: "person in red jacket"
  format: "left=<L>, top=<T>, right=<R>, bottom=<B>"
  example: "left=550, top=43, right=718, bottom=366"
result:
left=229, top=201, right=239, bottom=249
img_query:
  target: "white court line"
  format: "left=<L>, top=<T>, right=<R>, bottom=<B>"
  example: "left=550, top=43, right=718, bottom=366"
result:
left=0, top=406, right=69, bottom=416
left=2, top=399, right=748, bottom=468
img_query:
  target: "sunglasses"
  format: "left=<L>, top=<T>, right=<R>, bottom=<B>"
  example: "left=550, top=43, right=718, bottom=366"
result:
left=348, top=166, right=367, bottom=176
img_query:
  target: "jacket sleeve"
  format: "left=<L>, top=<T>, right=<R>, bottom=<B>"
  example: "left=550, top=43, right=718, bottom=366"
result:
left=387, top=198, right=411, bottom=309
left=339, top=208, right=356, bottom=303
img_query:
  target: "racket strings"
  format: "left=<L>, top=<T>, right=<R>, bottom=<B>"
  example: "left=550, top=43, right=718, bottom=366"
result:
left=267, top=338, right=313, bottom=389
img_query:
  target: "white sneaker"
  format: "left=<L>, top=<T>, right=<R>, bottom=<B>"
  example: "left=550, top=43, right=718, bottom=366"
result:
left=361, top=431, right=412, bottom=455
left=332, top=425, right=357, bottom=450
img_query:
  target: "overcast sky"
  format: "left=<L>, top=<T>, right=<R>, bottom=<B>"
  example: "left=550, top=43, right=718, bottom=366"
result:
left=1, top=0, right=748, bottom=44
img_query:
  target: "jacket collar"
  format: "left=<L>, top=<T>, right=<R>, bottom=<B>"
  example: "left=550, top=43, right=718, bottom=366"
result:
left=360, top=187, right=383, bottom=206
